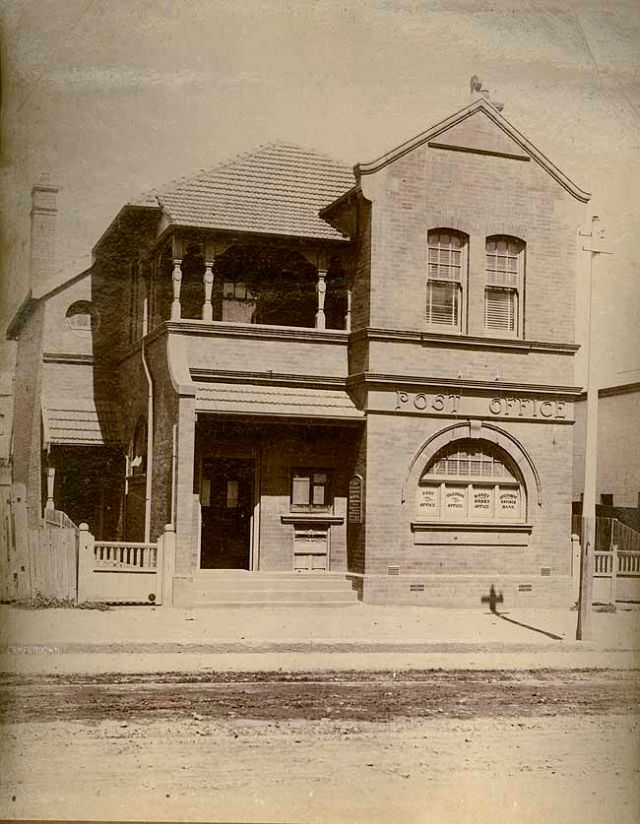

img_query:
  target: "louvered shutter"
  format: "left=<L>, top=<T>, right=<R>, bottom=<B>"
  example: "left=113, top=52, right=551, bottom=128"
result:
left=485, top=287, right=516, bottom=332
left=485, top=236, right=523, bottom=335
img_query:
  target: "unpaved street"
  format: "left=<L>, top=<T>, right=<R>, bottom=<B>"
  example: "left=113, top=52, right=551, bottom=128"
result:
left=2, top=669, right=639, bottom=823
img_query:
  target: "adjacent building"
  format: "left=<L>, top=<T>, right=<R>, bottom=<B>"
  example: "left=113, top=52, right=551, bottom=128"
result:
left=7, top=90, right=593, bottom=607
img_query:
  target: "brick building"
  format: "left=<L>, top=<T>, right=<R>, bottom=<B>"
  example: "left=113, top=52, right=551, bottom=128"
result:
left=8, top=91, right=592, bottom=607
left=573, top=382, right=640, bottom=523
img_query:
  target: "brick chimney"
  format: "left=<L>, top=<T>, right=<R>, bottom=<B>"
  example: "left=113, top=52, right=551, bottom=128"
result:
left=29, top=175, right=59, bottom=293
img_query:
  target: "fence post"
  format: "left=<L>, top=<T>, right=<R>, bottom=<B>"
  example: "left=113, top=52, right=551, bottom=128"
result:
left=571, top=533, right=581, bottom=604
left=610, top=544, right=618, bottom=607
left=161, top=524, right=176, bottom=607
left=77, top=523, right=94, bottom=604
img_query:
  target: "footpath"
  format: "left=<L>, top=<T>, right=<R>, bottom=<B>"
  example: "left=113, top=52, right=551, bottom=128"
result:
left=1, top=602, right=639, bottom=676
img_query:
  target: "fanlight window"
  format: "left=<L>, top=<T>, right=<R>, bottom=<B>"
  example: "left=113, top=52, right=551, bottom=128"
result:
left=416, top=440, right=524, bottom=522
left=65, top=300, right=97, bottom=331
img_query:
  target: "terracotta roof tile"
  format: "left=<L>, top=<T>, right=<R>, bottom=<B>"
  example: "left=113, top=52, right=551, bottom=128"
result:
left=130, top=143, right=355, bottom=241
left=42, top=399, right=123, bottom=447
left=195, top=383, right=363, bottom=420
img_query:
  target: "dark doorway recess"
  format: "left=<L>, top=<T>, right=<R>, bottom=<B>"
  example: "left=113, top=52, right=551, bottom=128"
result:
left=200, top=458, right=253, bottom=569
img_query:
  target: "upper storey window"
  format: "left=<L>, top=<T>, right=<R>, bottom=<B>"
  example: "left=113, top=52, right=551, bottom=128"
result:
left=426, top=230, right=467, bottom=332
left=485, top=236, right=525, bottom=336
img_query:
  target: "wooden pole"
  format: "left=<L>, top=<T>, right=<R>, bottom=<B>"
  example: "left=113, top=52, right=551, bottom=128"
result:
left=576, top=216, right=612, bottom=640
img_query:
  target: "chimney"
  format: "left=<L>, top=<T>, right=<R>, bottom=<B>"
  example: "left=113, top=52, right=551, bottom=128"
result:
left=29, top=174, right=59, bottom=293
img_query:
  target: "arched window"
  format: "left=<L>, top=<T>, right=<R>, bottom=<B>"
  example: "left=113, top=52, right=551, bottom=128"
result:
left=485, top=236, right=525, bottom=336
left=416, top=439, right=525, bottom=522
left=426, top=229, right=467, bottom=331
left=65, top=300, right=97, bottom=331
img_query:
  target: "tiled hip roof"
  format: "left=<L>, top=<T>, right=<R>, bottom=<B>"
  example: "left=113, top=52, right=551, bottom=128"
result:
left=131, top=143, right=355, bottom=241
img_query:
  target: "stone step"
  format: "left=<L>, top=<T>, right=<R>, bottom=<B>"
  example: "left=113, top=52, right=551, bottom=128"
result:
left=191, top=600, right=359, bottom=608
left=192, top=587, right=358, bottom=604
left=195, top=573, right=356, bottom=592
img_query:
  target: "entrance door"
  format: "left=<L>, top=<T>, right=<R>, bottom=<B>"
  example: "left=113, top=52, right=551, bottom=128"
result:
left=200, top=458, right=253, bottom=569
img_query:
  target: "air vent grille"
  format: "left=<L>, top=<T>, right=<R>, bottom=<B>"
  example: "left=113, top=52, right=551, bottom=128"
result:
left=388, top=565, right=400, bottom=576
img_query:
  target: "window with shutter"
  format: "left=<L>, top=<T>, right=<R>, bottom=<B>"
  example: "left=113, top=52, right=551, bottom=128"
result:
left=426, top=230, right=467, bottom=331
left=484, top=236, right=524, bottom=336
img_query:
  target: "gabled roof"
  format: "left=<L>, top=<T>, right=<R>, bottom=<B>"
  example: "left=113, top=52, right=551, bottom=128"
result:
left=129, top=143, right=355, bottom=241
left=354, top=97, right=590, bottom=203
left=6, top=258, right=93, bottom=341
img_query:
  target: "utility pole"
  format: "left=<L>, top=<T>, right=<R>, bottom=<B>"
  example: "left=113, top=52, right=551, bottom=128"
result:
left=576, top=215, right=612, bottom=640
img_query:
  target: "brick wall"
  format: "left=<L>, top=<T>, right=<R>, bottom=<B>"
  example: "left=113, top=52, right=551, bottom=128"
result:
left=367, top=339, right=575, bottom=385
left=42, top=277, right=94, bottom=356
left=359, top=410, right=573, bottom=602
left=350, top=199, right=371, bottom=332
left=361, top=142, right=584, bottom=348
left=573, top=387, right=640, bottom=508
left=185, top=329, right=349, bottom=378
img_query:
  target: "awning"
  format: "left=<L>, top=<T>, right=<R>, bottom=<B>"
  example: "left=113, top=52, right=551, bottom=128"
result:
left=195, top=383, right=363, bottom=421
left=42, top=398, right=123, bottom=447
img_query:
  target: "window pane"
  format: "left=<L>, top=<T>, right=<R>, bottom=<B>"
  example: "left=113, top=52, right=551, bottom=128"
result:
left=444, top=486, right=466, bottom=516
left=292, top=475, right=310, bottom=505
left=497, top=487, right=520, bottom=519
left=417, top=485, right=440, bottom=516
left=427, top=282, right=460, bottom=326
left=226, top=480, right=239, bottom=509
left=470, top=486, right=494, bottom=517
left=312, top=484, right=326, bottom=506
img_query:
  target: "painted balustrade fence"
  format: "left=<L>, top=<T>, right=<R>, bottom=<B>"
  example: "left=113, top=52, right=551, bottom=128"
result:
left=77, top=524, right=176, bottom=605
left=571, top=515, right=640, bottom=605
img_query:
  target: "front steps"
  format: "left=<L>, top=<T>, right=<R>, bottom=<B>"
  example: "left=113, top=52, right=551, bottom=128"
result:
left=192, top=571, right=360, bottom=607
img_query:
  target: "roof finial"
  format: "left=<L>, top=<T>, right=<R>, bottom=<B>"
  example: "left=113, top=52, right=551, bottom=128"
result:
left=469, top=76, right=504, bottom=112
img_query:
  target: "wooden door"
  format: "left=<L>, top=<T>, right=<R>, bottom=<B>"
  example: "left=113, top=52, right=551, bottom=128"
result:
left=200, top=458, right=253, bottom=569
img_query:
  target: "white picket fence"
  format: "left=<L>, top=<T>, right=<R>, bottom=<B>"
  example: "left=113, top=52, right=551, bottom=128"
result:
left=77, top=523, right=176, bottom=605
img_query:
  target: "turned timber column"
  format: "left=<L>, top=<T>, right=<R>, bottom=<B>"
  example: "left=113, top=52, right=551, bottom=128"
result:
left=315, top=268, right=327, bottom=330
left=345, top=284, right=352, bottom=332
left=45, top=465, right=55, bottom=511
left=171, top=258, right=183, bottom=320
left=203, top=243, right=215, bottom=321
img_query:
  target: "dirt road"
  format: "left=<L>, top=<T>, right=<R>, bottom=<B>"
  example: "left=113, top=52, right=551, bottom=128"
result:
left=2, top=669, right=639, bottom=823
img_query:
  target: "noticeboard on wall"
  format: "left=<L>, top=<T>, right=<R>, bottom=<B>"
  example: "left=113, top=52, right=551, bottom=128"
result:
left=348, top=474, right=364, bottom=524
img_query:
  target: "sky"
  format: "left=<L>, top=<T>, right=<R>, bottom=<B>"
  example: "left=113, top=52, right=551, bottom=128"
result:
left=1, top=0, right=638, bottom=383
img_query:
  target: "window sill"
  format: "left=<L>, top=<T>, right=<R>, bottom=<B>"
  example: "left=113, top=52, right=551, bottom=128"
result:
left=411, top=520, right=532, bottom=546
left=411, top=521, right=531, bottom=533
left=282, top=514, right=344, bottom=525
